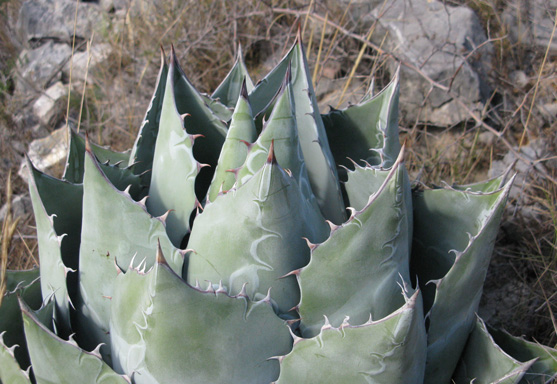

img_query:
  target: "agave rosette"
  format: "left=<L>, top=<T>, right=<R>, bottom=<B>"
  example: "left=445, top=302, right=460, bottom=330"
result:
left=1, top=33, right=556, bottom=384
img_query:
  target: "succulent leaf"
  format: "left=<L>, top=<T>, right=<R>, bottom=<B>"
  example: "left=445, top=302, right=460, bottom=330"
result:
left=452, top=317, right=535, bottom=384
left=288, top=36, right=346, bottom=225
left=0, top=269, right=41, bottom=374
left=168, top=48, right=228, bottom=195
left=188, top=153, right=329, bottom=316
left=412, top=177, right=514, bottom=383
left=110, top=247, right=292, bottom=383
left=298, top=153, right=414, bottom=337
left=64, top=128, right=131, bottom=184
left=27, top=157, right=80, bottom=332
left=321, top=71, right=400, bottom=171
left=488, top=326, right=557, bottom=384
left=0, top=335, right=31, bottom=384
left=20, top=299, right=130, bottom=384
left=236, top=68, right=322, bottom=218
left=77, top=148, right=184, bottom=360
left=277, top=291, right=426, bottom=384
left=128, top=48, right=168, bottom=181
left=207, top=80, right=257, bottom=202
left=211, top=45, right=254, bottom=107
left=146, top=52, right=200, bottom=247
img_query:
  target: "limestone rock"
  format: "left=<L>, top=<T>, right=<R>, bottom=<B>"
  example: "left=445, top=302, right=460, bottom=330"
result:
left=63, top=43, right=113, bottom=83
left=365, top=0, right=493, bottom=126
left=32, top=81, right=68, bottom=127
left=16, top=0, right=103, bottom=47
left=19, top=127, right=68, bottom=181
left=15, top=41, right=72, bottom=94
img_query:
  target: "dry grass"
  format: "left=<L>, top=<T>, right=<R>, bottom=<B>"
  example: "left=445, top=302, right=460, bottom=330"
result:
left=0, top=0, right=555, bottom=348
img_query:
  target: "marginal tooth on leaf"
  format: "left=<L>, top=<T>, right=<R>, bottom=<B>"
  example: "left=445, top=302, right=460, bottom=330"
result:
left=158, top=209, right=173, bottom=224
left=280, top=268, right=301, bottom=279
left=325, top=220, right=339, bottom=232
left=340, top=316, right=351, bottom=329
left=190, top=133, right=204, bottom=141
left=114, top=256, right=123, bottom=275
left=238, top=282, right=249, bottom=298
left=194, top=279, right=200, bottom=289
left=67, top=333, right=79, bottom=347
left=124, top=185, right=132, bottom=196
left=91, top=343, right=104, bottom=358
left=287, top=324, right=303, bottom=345
left=284, top=168, right=293, bottom=177
left=216, top=281, right=227, bottom=294
left=197, top=162, right=210, bottom=172
left=138, top=195, right=148, bottom=208
left=225, top=167, right=240, bottom=177
left=286, top=318, right=300, bottom=327
left=347, top=157, right=360, bottom=169
left=128, top=253, right=137, bottom=271
left=322, top=315, right=332, bottom=330
left=238, top=139, right=252, bottom=148
left=302, top=237, right=318, bottom=251
left=346, top=206, right=358, bottom=219
left=203, top=281, right=214, bottom=293
left=262, top=288, right=273, bottom=303
left=266, top=140, right=277, bottom=165
left=155, top=239, right=169, bottom=266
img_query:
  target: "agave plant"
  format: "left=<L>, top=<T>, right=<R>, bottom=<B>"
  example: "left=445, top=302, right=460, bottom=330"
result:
left=1, top=31, right=556, bottom=384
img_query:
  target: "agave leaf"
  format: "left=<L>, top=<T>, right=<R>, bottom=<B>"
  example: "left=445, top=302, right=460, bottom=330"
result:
left=0, top=335, right=31, bottom=384
left=321, top=71, right=400, bottom=172
left=277, top=291, right=426, bottom=384
left=236, top=68, right=321, bottom=216
left=211, top=45, right=254, bottom=108
left=452, top=317, right=535, bottom=384
left=0, top=269, right=41, bottom=373
left=20, top=299, right=130, bottom=384
left=169, top=47, right=228, bottom=195
left=110, top=247, right=292, bottom=383
left=128, top=48, right=168, bottom=181
left=27, top=157, right=80, bottom=332
left=411, top=177, right=514, bottom=383
left=298, top=153, right=414, bottom=337
left=63, top=129, right=145, bottom=200
left=288, top=35, right=345, bottom=225
left=188, top=151, right=329, bottom=316
left=207, top=80, right=257, bottom=202
left=77, top=148, right=185, bottom=360
left=248, top=44, right=294, bottom=117
left=199, top=92, right=233, bottom=122
left=63, top=128, right=130, bottom=184
left=488, top=326, right=557, bottom=384
left=146, top=52, right=200, bottom=247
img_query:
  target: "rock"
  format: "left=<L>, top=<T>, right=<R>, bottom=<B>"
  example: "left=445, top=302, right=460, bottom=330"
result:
left=503, top=0, right=557, bottom=55
left=16, top=0, right=103, bottom=47
left=63, top=43, right=112, bottom=83
left=15, top=41, right=72, bottom=94
left=19, top=127, right=68, bottom=181
left=365, top=0, right=493, bottom=126
left=32, top=81, right=68, bottom=127
left=488, top=139, right=553, bottom=204
left=0, top=195, right=32, bottom=223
